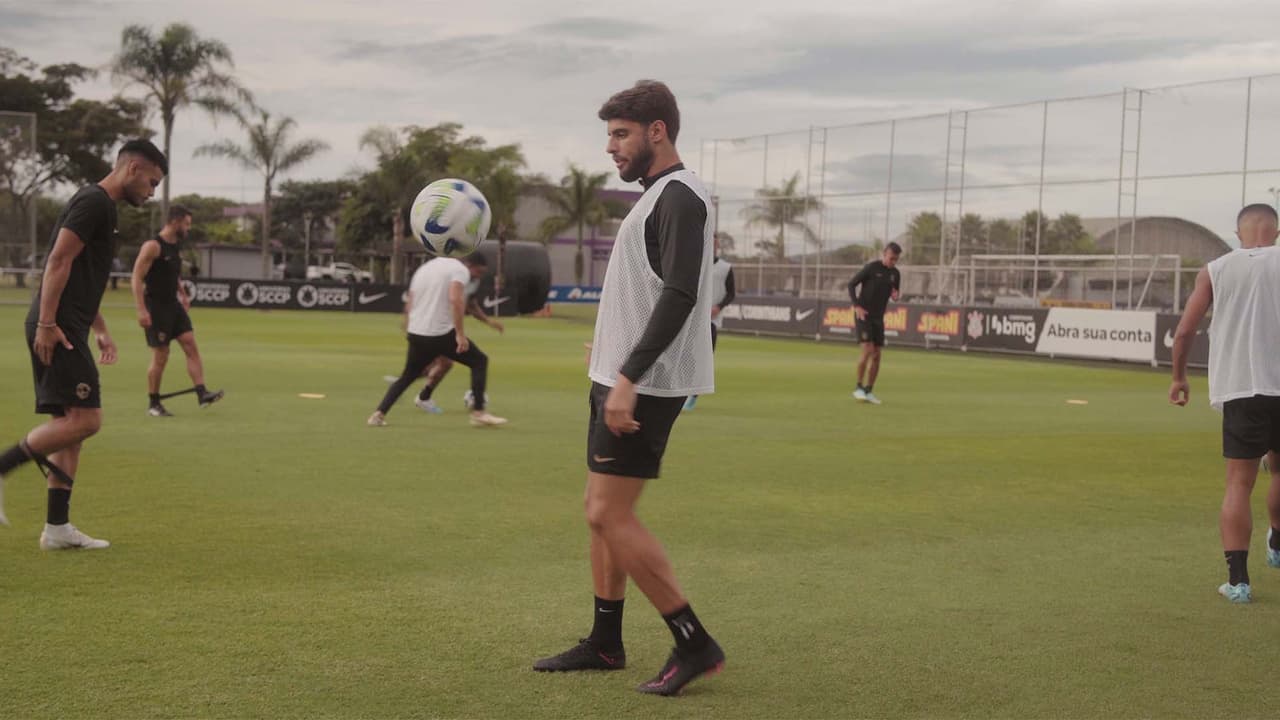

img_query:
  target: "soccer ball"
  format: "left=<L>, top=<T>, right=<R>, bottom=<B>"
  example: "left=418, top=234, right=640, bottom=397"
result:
left=463, top=389, right=490, bottom=410
left=409, top=178, right=492, bottom=257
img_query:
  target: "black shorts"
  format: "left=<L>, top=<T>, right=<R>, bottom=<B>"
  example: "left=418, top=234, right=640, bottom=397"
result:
left=26, top=323, right=100, bottom=415
left=586, top=381, right=685, bottom=479
left=144, top=301, right=193, bottom=347
left=1222, top=395, right=1280, bottom=459
left=856, top=316, right=886, bottom=346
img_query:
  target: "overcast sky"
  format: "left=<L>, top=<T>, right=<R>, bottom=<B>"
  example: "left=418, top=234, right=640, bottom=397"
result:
left=4, top=0, right=1280, bottom=244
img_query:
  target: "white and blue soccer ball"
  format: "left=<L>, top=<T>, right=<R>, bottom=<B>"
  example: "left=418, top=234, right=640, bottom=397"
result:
left=409, top=178, right=492, bottom=258
left=463, top=390, right=490, bottom=410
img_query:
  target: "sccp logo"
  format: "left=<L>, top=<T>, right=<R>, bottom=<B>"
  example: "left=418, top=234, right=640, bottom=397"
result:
left=236, top=282, right=259, bottom=306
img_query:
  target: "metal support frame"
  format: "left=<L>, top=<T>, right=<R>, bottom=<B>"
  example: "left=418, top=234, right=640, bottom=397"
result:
left=703, top=72, right=1280, bottom=302
left=938, top=110, right=969, bottom=302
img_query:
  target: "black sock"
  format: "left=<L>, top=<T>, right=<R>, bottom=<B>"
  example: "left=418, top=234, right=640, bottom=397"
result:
left=662, top=603, right=710, bottom=653
left=149, top=393, right=160, bottom=407
left=0, top=443, right=33, bottom=475
left=417, top=384, right=436, bottom=402
left=865, top=384, right=874, bottom=393
left=195, top=384, right=207, bottom=397
left=1226, top=550, right=1250, bottom=586
left=587, top=596, right=624, bottom=651
left=856, top=384, right=865, bottom=392
left=1270, top=529, right=1280, bottom=551
left=47, top=488, right=71, bottom=526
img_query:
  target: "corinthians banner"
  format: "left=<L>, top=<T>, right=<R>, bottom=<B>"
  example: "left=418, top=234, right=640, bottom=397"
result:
left=963, top=308, right=1049, bottom=352
left=1034, top=308, right=1156, bottom=363
left=183, top=279, right=354, bottom=312
left=719, top=297, right=821, bottom=335
left=819, top=304, right=917, bottom=344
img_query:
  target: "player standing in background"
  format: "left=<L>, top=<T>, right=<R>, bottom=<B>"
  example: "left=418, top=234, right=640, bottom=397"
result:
left=848, top=243, right=902, bottom=405
left=683, top=236, right=733, bottom=411
left=533, top=80, right=725, bottom=697
left=368, top=253, right=506, bottom=428
left=0, top=139, right=166, bottom=548
left=130, top=204, right=224, bottom=417
left=412, top=272, right=504, bottom=414
left=1170, top=203, right=1280, bottom=604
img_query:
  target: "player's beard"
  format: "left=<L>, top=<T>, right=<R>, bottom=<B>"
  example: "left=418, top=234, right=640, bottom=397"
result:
left=619, top=138, right=655, bottom=183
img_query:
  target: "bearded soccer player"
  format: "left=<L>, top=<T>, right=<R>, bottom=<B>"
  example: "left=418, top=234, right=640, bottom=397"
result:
left=130, top=204, right=224, bottom=417
left=533, top=80, right=725, bottom=697
left=0, top=139, right=166, bottom=548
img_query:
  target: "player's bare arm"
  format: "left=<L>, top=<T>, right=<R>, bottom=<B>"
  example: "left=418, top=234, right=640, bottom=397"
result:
left=467, top=299, right=504, bottom=333
left=450, top=280, right=469, bottom=353
left=131, top=239, right=160, bottom=328
left=1170, top=267, right=1212, bottom=406
left=91, top=312, right=117, bottom=365
left=33, top=227, right=84, bottom=366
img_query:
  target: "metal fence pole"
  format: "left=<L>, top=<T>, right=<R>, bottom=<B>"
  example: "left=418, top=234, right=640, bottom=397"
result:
left=940, top=111, right=954, bottom=300
left=1242, top=76, right=1253, bottom=206
left=884, top=120, right=896, bottom=262
left=801, top=126, right=813, bottom=297
left=1032, top=101, right=1048, bottom=299
left=759, top=134, right=769, bottom=294
left=1113, top=92, right=1126, bottom=308
left=816, top=127, right=828, bottom=299
left=1127, top=91, right=1144, bottom=310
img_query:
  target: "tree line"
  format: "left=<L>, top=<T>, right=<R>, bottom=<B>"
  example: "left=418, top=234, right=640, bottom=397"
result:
left=1, top=23, right=626, bottom=284
left=725, top=171, right=1094, bottom=266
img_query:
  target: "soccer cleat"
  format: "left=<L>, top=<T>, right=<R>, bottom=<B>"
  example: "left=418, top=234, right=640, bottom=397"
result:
left=0, top=472, right=8, bottom=527
left=469, top=412, right=508, bottom=428
left=367, top=411, right=387, bottom=427
left=414, top=398, right=443, bottom=414
left=533, top=639, right=626, bottom=672
left=1267, top=529, right=1280, bottom=569
left=1218, top=582, right=1252, bottom=603
left=148, top=403, right=174, bottom=417
left=39, top=523, right=109, bottom=550
left=852, top=388, right=867, bottom=402
left=637, top=639, right=725, bottom=696
left=864, top=392, right=882, bottom=405
left=683, top=396, right=697, bottom=411
left=198, top=389, right=225, bottom=408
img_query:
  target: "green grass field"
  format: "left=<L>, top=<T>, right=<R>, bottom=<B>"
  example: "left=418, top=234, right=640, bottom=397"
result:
left=1, top=288, right=1275, bottom=719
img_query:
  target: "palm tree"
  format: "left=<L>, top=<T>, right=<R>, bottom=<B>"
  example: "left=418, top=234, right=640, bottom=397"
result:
left=539, top=165, right=612, bottom=285
left=111, top=22, right=249, bottom=216
left=741, top=171, right=822, bottom=261
left=194, top=106, right=329, bottom=276
left=357, top=126, right=426, bottom=284
left=445, top=143, right=526, bottom=296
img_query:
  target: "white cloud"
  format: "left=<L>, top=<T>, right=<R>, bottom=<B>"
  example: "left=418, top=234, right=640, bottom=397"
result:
left=2, top=0, right=1279, bottom=241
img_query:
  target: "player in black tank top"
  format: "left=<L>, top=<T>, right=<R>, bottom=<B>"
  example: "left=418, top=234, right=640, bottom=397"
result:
left=143, top=230, right=183, bottom=303
left=129, top=205, right=224, bottom=416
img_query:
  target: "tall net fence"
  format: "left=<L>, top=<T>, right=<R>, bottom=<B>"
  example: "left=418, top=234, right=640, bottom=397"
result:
left=699, top=74, right=1280, bottom=311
